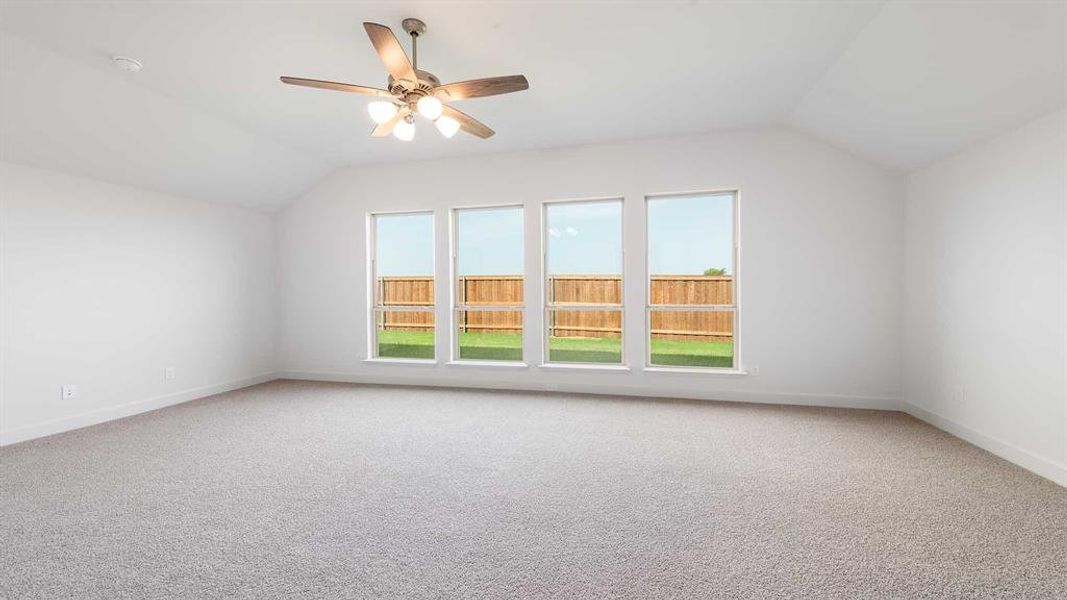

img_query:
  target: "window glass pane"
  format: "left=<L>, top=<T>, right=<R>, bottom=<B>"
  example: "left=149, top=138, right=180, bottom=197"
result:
left=457, top=310, right=522, bottom=361
left=375, top=213, right=434, bottom=307
left=545, top=200, right=622, bottom=305
left=372, top=212, right=435, bottom=360
left=649, top=310, right=733, bottom=368
left=547, top=309, right=622, bottom=364
left=648, top=194, right=733, bottom=305
left=456, top=207, right=524, bottom=305
left=375, top=310, right=435, bottom=359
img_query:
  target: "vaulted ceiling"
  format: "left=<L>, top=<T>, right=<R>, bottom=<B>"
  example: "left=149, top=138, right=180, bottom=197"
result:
left=1, top=2, right=1063, bottom=209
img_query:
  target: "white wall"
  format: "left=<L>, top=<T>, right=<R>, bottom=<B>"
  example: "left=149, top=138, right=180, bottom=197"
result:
left=5, top=117, right=1061, bottom=485
left=0, top=162, right=277, bottom=444
left=903, top=110, right=1067, bottom=485
left=277, top=127, right=903, bottom=409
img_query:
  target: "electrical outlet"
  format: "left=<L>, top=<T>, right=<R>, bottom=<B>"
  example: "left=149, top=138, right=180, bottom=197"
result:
left=952, top=385, right=965, bottom=404
left=61, top=385, right=78, bottom=400
left=749, top=365, right=760, bottom=375
left=163, top=367, right=176, bottom=381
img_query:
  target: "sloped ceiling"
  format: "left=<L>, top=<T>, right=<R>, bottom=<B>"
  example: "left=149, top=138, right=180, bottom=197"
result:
left=0, top=1, right=1063, bottom=209
left=787, top=2, right=1067, bottom=170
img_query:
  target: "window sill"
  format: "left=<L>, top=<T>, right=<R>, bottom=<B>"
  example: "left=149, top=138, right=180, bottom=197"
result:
left=445, top=360, right=529, bottom=369
left=538, top=363, right=631, bottom=373
left=363, top=357, right=438, bottom=367
left=644, top=366, right=748, bottom=376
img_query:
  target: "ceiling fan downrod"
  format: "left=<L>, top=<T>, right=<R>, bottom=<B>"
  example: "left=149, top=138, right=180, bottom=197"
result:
left=402, top=18, right=427, bottom=71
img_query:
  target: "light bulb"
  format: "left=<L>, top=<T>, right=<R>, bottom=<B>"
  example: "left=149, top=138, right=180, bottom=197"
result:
left=393, top=119, right=415, bottom=141
left=367, top=101, right=398, bottom=124
left=416, top=96, right=443, bottom=120
left=435, top=115, right=460, bottom=138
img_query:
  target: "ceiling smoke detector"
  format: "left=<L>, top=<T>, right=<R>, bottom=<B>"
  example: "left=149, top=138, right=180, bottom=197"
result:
left=112, top=56, right=143, bottom=73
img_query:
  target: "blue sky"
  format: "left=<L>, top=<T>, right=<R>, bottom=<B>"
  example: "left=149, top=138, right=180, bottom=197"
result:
left=648, top=194, right=733, bottom=275
left=375, top=194, right=733, bottom=276
left=375, top=213, right=434, bottom=276
left=457, top=207, right=524, bottom=275
left=545, top=201, right=623, bottom=274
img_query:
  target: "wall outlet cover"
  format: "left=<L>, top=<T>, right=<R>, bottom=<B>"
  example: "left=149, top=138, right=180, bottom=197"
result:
left=61, top=385, right=78, bottom=400
left=164, top=367, right=176, bottom=381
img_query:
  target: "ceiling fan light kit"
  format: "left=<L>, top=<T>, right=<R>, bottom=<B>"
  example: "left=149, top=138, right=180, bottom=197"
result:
left=367, top=101, right=398, bottom=124
left=281, top=18, right=529, bottom=141
left=435, top=116, right=461, bottom=138
left=392, top=118, right=416, bottom=141
left=416, top=95, right=443, bottom=120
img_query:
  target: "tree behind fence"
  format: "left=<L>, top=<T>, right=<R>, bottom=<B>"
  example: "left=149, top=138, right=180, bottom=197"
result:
left=377, top=275, right=733, bottom=341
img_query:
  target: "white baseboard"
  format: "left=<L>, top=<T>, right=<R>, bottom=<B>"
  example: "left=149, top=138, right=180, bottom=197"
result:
left=277, top=369, right=901, bottom=411
left=904, top=402, right=1066, bottom=488
left=0, top=373, right=277, bottom=446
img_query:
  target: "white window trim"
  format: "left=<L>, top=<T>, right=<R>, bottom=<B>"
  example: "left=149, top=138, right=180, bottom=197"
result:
left=450, top=204, right=526, bottom=364
left=367, top=210, right=437, bottom=362
left=445, top=360, right=530, bottom=369
left=644, top=190, right=741, bottom=372
left=538, top=363, right=631, bottom=373
left=541, top=196, right=627, bottom=367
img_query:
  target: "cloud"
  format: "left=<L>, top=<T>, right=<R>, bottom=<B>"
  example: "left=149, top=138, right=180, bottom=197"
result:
left=565, top=226, right=579, bottom=236
left=548, top=228, right=562, bottom=238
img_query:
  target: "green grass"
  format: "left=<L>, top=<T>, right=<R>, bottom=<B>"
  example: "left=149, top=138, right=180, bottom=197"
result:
left=459, top=332, right=524, bottom=361
left=376, top=329, right=733, bottom=367
left=547, top=335, right=622, bottom=364
left=648, top=337, right=733, bottom=368
left=375, top=329, right=436, bottom=359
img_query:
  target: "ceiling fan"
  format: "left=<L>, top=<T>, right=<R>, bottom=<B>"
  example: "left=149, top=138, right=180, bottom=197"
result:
left=280, top=18, right=529, bottom=141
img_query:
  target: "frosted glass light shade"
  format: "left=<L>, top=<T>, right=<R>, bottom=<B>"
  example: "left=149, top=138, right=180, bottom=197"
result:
left=435, top=116, right=460, bottom=138
left=368, top=101, right=398, bottom=124
left=416, top=96, right=443, bottom=120
left=393, top=119, right=415, bottom=141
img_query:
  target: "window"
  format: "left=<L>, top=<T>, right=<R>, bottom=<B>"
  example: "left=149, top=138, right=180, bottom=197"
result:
left=452, top=206, right=524, bottom=362
left=543, top=199, right=624, bottom=364
left=369, top=212, right=435, bottom=360
left=646, top=192, right=737, bottom=369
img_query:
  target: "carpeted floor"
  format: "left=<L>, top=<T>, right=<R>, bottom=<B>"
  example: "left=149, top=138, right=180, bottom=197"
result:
left=1, top=381, right=1065, bottom=599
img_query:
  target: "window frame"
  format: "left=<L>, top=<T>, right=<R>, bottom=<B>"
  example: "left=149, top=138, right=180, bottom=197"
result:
left=367, top=210, right=437, bottom=363
left=450, top=203, right=526, bottom=363
left=541, top=196, right=626, bottom=366
left=644, top=190, right=740, bottom=371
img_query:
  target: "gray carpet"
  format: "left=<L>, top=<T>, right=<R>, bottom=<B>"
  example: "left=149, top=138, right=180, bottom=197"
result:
left=1, top=381, right=1065, bottom=599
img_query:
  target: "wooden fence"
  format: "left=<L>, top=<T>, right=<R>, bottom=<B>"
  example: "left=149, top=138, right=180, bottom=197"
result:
left=376, top=275, right=734, bottom=341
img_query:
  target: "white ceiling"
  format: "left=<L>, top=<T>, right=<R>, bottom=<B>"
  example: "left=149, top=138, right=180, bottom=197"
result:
left=788, top=2, right=1067, bottom=169
left=0, top=1, right=1063, bottom=209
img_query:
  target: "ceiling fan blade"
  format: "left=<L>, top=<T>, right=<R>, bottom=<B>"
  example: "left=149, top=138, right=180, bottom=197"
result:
left=363, top=22, right=418, bottom=89
left=441, top=105, right=494, bottom=139
left=371, top=107, right=410, bottom=137
left=280, top=76, right=397, bottom=98
left=433, top=75, right=529, bottom=101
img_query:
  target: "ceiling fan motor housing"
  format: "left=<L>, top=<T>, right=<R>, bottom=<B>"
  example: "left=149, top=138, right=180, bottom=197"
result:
left=389, top=70, right=441, bottom=103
